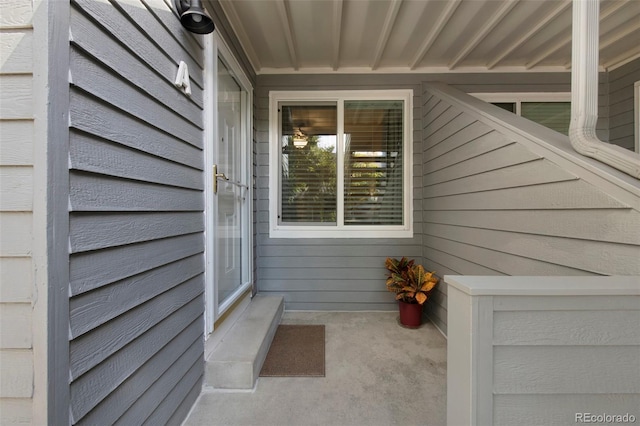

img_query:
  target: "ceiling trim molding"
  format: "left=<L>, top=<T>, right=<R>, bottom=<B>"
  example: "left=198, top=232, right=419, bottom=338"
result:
left=256, top=65, right=574, bottom=75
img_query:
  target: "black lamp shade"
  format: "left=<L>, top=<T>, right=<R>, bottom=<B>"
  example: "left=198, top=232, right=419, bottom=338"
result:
left=175, top=0, right=215, bottom=34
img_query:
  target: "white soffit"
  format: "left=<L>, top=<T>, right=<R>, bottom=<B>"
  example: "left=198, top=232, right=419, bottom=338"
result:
left=216, top=0, right=640, bottom=74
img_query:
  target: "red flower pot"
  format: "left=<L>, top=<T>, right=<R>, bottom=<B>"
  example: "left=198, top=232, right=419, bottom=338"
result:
left=398, top=300, right=423, bottom=328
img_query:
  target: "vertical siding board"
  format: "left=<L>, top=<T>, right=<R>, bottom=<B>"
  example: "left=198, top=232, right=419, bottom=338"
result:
left=69, top=211, right=203, bottom=253
left=422, top=82, right=640, bottom=332
left=111, top=0, right=204, bottom=71
left=69, top=296, right=203, bottom=423
left=69, top=172, right=203, bottom=212
left=65, top=0, right=209, bottom=423
left=425, top=143, right=540, bottom=185
left=114, top=337, right=203, bottom=425
left=69, top=50, right=202, bottom=146
left=139, top=360, right=203, bottom=426
left=256, top=78, right=423, bottom=309
left=77, top=319, right=202, bottom=426
left=0, top=30, right=33, bottom=74
left=69, top=255, right=204, bottom=338
left=69, top=276, right=203, bottom=380
left=145, top=0, right=204, bottom=51
left=0, top=121, right=34, bottom=166
left=69, top=132, right=204, bottom=190
left=423, top=160, right=576, bottom=198
left=69, top=92, right=203, bottom=169
left=0, top=75, right=32, bottom=119
left=494, top=310, right=640, bottom=345
left=69, top=8, right=204, bottom=117
left=493, top=345, right=640, bottom=394
left=71, top=0, right=204, bottom=88
left=69, top=232, right=202, bottom=294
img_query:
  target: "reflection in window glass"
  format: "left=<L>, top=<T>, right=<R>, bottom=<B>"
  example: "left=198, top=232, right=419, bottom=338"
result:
left=280, top=105, right=337, bottom=224
left=493, top=102, right=516, bottom=113
left=522, top=102, right=571, bottom=135
left=344, top=101, right=403, bottom=225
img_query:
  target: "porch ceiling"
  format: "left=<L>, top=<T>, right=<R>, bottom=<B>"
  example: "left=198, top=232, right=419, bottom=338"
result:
left=214, top=0, right=640, bottom=74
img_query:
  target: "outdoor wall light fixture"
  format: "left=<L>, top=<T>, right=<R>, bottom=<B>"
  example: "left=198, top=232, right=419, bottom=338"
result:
left=174, top=0, right=214, bottom=34
left=293, top=128, right=308, bottom=148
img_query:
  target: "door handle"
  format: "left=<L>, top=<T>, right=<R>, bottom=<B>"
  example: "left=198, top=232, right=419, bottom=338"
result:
left=213, top=164, right=229, bottom=194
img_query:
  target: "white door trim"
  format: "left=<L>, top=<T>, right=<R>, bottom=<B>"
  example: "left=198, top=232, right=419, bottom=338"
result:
left=204, top=32, right=254, bottom=336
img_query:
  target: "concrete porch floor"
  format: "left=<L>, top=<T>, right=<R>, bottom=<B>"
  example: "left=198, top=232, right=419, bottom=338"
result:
left=184, top=311, right=447, bottom=426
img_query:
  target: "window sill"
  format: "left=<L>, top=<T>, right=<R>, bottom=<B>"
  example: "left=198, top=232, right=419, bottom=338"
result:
left=269, top=227, right=413, bottom=239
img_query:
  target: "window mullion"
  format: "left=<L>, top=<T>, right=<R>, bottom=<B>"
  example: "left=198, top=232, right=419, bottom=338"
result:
left=337, top=99, right=345, bottom=227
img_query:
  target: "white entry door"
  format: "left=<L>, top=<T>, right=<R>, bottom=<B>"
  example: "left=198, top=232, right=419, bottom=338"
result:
left=204, top=35, right=253, bottom=335
left=216, top=57, right=245, bottom=306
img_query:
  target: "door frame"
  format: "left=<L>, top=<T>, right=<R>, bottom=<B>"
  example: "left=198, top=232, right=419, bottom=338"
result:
left=204, top=32, right=254, bottom=336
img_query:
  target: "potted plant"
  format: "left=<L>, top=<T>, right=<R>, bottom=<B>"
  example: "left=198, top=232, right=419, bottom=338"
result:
left=385, top=257, right=439, bottom=328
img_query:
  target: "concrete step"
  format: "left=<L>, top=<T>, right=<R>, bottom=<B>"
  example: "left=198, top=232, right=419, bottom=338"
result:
left=205, top=295, right=284, bottom=389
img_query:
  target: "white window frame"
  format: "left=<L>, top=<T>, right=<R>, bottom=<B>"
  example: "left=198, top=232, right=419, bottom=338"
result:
left=470, top=92, right=571, bottom=116
left=269, top=89, right=413, bottom=239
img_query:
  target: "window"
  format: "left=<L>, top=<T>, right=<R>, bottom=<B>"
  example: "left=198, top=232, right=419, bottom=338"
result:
left=471, top=93, right=571, bottom=135
left=269, top=90, right=413, bottom=238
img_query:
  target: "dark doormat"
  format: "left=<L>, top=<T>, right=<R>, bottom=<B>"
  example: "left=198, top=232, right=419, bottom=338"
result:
left=260, top=324, right=325, bottom=377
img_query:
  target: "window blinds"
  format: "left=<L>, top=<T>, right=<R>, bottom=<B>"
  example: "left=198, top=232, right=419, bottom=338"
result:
left=279, top=101, right=404, bottom=226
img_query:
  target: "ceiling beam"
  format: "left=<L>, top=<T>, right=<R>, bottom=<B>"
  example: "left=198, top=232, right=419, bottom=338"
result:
left=371, top=0, right=403, bottom=70
left=275, top=0, right=298, bottom=70
left=448, top=0, right=517, bottom=69
left=603, top=45, right=640, bottom=70
left=332, top=0, right=344, bottom=70
left=410, top=0, right=462, bottom=70
left=564, top=14, right=640, bottom=68
left=218, top=0, right=262, bottom=72
left=487, top=0, right=570, bottom=70
left=524, top=36, right=570, bottom=69
left=526, top=0, right=630, bottom=69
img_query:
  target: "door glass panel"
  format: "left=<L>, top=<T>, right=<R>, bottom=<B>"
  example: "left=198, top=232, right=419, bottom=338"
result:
left=217, top=57, right=244, bottom=306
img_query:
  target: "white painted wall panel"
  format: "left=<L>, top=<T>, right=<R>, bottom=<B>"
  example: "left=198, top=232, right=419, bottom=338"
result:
left=0, top=1, right=34, bottom=421
left=494, top=394, right=640, bottom=426
left=0, top=350, right=32, bottom=398
left=0, top=75, right=32, bottom=119
left=0, top=121, right=33, bottom=166
left=446, top=276, right=640, bottom=426
left=0, top=303, right=31, bottom=348
left=0, top=167, right=33, bottom=211
left=0, top=30, right=33, bottom=74
left=0, top=258, right=31, bottom=302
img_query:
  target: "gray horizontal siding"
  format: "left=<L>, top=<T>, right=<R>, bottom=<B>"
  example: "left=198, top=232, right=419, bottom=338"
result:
left=255, top=72, right=627, bottom=313
left=491, top=292, right=640, bottom=425
left=608, top=58, right=639, bottom=151
left=422, top=83, right=640, bottom=334
left=67, top=0, right=205, bottom=424
left=255, top=75, right=424, bottom=311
